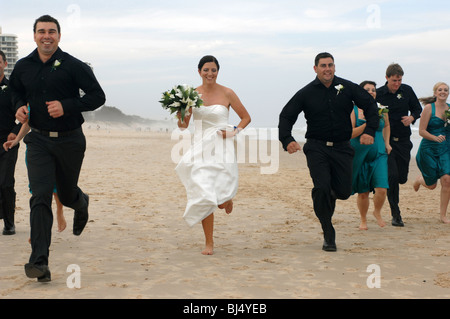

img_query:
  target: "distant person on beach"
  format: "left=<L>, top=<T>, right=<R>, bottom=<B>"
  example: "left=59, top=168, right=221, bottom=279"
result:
left=278, top=52, right=379, bottom=252
left=0, top=49, right=22, bottom=236
left=376, top=63, right=422, bottom=227
left=414, top=82, right=450, bottom=224
left=9, top=15, right=105, bottom=282
left=175, top=55, right=251, bottom=255
left=350, top=81, right=391, bottom=230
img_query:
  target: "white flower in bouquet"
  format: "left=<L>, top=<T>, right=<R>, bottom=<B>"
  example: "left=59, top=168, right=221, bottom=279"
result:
left=377, top=103, right=389, bottom=118
left=445, top=109, right=450, bottom=127
left=159, top=84, right=203, bottom=123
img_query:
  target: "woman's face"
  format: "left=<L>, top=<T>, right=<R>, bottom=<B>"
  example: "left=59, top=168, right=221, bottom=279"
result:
left=435, top=84, right=449, bottom=102
left=199, top=62, right=219, bottom=84
left=363, top=83, right=377, bottom=99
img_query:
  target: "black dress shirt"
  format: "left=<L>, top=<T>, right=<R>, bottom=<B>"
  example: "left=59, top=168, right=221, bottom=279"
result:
left=376, top=83, right=422, bottom=139
left=0, top=76, right=21, bottom=137
left=279, top=76, right=379, bottom=150
left=9, top=47, right=106, bottom=132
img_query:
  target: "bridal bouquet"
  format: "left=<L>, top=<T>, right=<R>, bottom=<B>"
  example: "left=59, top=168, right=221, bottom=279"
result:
left=444, top=109, right=450, bottom=127
left=159, top=84, right=203, bottom=123
left=377, top=103, right=389, bottom=118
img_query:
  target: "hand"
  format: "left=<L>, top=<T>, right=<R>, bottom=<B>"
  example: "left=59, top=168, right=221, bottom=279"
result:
left=360, top=134, right=374, bottom=145
left=217, top=128, right=237, bottom=139
left=15, top=105, right=29, bottom=124
left=287, top=141, right=301, bottom=154
left=401, top=115, right=413, bottom=127
left=3, top=140, right=18, bottom=151
left=46, top=101, right=64, bottom=118
left=385, top=144, right=392, bottom=154
left=435, top=135, right=446, bottom=143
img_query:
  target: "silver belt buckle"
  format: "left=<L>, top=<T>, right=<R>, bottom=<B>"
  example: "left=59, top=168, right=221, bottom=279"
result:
left=393, top=137, right=399, bottom=142
left=326, top=141, right=334, bottom=147
left=49, top=132, right=59, bottom=138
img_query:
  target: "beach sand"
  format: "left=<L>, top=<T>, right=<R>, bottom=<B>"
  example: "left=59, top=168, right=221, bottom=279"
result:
left=1, top=124, right=449, bottom=299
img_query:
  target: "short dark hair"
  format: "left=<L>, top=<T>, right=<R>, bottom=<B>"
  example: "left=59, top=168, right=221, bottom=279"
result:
left=386, top=63, right=404, bottom=78
left=33, top=15, right=61, bottom=33
left=360, top=80, right=377, bottom=88
left=315, top=52, right=334, bottom=66
left=198, top=55, right=220, bottom=71
left=0, top=50, right=6, bottom=63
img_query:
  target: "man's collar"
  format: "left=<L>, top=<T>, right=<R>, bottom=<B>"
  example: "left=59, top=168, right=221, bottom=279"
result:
left=28, top=47, right=63, bottom=64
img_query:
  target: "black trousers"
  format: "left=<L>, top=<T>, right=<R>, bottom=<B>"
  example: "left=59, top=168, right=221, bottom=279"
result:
left=0, top=142, right=19, bottom=230
left=24, top=129, right=88, bottom=266
left=387, top=138, right=413, bottom=217
left=303, top=140, right=354, bottom=243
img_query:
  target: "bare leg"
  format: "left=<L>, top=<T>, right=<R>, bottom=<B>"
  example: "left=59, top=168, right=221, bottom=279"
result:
left=201, top=214, right=214, bottom=255
left=54, top=193, right=66, bottom=232
left=372, top=188, right=386, bottom=227
left=439, top=175, right=450, bottom=224
left=357, top=192, right=369, bottom=230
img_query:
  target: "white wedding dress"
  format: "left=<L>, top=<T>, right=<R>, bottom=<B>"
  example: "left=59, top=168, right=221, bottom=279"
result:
left=176, top=105, right=238, bottom=227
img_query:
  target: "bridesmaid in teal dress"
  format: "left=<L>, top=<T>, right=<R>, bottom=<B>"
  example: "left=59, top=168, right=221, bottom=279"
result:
left=414, top=82, right=450, bottom=224
left=351, top=81, right=392, bottom=230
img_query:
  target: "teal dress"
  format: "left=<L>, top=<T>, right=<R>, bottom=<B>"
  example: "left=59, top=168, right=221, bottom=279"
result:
left=416, top=103, right=450, bottom=186
left=350, top=106, right=388, bottom=194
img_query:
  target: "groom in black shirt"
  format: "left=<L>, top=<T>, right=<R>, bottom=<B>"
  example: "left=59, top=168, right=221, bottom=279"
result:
left=279, top=52, right=379, bottom=251
left=9, top=15, right=105, bottom=281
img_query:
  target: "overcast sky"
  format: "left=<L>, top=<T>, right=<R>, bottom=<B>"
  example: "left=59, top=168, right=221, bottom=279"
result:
left=1, top=0, right=449, bottom=127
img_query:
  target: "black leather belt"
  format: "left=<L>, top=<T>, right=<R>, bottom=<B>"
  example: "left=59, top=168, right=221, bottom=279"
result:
left=307, top=138, right=349, bottom=147
left=31, top=127, right=81, bottom=138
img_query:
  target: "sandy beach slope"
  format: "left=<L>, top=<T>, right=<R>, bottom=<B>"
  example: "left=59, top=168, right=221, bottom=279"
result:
left=0, top=124, right=449, bottom=299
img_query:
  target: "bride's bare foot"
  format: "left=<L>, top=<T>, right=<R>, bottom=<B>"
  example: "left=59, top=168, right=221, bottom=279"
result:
left=373, top=211, right=386, bottom=227
left=413, top=176, right=421, bottom=192
left=219, top=200, right=233, bottom=214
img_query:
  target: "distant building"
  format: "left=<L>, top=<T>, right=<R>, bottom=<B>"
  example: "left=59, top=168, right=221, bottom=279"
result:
left=0, top=26, right=18, bottom=77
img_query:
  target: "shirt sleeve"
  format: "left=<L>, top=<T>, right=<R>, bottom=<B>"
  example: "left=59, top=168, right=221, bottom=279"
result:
left=278, top=90, right=302, bottom=151
left=60, top=60, right=106, bottom=115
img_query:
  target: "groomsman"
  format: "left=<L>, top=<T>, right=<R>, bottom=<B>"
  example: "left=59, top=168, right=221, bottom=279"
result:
left=9, top=15, right=105, bottom=282
left=279, top=52, right=379, bottom=251
left=0, top=50, right=21, bottom=235
left=376, top=63, right=422, bottom=226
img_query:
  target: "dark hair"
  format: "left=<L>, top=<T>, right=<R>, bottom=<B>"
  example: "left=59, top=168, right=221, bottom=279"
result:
left=33, top=15, right=61, bottom=34
left=198, top=55, right=220, bottom=71
left=360, top=80, right=377, bottom=88
left=314, top=52, right=334, bottom=66
left=0, top=50, right=6, bottom=63
left=385, top=63, right=404, bottom=78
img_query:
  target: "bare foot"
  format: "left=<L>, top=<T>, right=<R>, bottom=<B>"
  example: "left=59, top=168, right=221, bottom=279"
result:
left=373, top=211, right=386, bottom=227
left=219, top=200, right=233, bottom=214
left=359, top=221, right=368, bottom=230
left=57, top=214, right=67, bottom=232
left=441, top=216, right=450, bottom=224
left=201, top=243, right=214, bottom=255
left=413, top=176, right=421, bottom=192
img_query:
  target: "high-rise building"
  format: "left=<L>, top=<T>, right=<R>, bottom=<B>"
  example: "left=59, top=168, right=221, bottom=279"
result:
left=0, top=26, right=19, bottom=77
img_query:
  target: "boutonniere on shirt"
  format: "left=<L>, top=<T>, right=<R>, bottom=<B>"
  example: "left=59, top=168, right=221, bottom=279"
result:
left=0, top=85, right=7, bottom=94
left=377, top=103, right=389, bottom=119
left=396, top=93, right=403, bottom=100
left=444, top=109, right=450, bottom=127
left=51, top=59, right=62, bottom=72
left=335, top=84, right=344, bottom=96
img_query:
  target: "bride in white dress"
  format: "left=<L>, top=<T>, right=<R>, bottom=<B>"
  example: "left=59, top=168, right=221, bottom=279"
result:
left=175, top=55, right=251, bottom=255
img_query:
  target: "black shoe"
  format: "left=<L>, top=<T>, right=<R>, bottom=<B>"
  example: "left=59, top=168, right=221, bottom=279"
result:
left=322, top=240, right=337, bottom=252
left=24, top=263, right=51, bottom=282
left=2, top=226, right=15, bottom=235
left=73, top=194, right=89, bottom=236
left=391, top=215, right=404, bottom=227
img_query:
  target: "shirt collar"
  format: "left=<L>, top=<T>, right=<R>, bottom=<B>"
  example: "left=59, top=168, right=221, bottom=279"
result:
left=0, top=76, right=7, bottom=86
left=380, top=81, right=404, bottom=95
left=27, top=47, right=64, bottom=64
